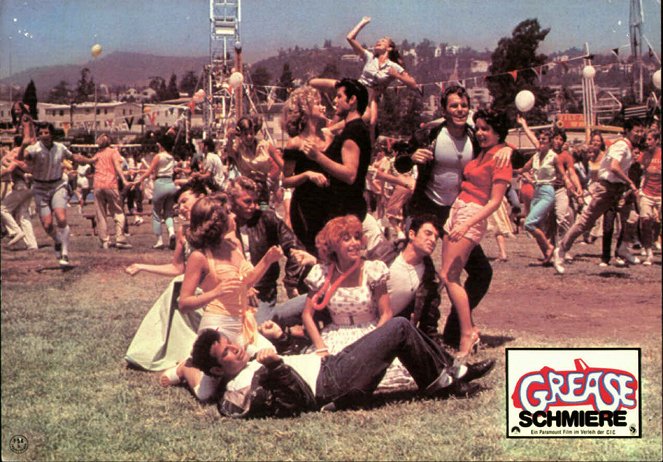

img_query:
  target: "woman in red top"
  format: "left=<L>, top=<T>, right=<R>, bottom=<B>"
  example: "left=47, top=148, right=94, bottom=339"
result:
left=638, top=129, right=661, bottom=266
left=439, top=108, right=512, bottom=358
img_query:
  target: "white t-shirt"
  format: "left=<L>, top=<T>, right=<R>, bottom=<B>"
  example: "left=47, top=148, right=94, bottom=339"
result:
left=598, top=139, right=632, bottom=184
left=204, top=152, right=226, bottom=188
left=426, top=127, right=474, bottom=206
left=387, top=254, right=425, bottom=315
left=358, top=49, right=405, bottom=91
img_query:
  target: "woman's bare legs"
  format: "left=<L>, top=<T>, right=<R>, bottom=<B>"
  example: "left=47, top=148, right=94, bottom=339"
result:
left=439, top=235, right=479, bottom=357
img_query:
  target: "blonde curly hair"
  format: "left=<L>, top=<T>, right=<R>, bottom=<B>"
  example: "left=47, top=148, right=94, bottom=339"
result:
left=315, top=215, right=365, bottom=265
left=282, top=86, right=322, bottom=137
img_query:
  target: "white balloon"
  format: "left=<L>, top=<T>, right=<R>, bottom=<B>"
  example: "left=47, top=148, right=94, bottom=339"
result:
left=91, top=43, right=103, bottom=58
left=228, top=72, right=244, bottom=89
left=515, top=90, right=535, bottom=112
left=653, top=69, right=661, bottom=90
left=582, top=65, right=596, bottom=80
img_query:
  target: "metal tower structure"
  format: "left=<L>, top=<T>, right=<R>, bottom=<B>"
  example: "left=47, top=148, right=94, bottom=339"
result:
left=205, top=0, right=242, bottom=139
left=629, top=0, right=644, bottom=102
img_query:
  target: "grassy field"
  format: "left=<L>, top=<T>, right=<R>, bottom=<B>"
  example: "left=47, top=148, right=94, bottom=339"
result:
left=1, top=209, right=661, bottom=461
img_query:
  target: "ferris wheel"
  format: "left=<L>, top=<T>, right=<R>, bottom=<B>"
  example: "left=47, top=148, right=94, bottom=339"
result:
left=205, top=0, right=243, bottom=140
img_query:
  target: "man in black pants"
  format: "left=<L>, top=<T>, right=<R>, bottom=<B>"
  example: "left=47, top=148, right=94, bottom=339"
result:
left=395, top=85, right=512, bottom=348
left=191, top=318, right=495, bottom=418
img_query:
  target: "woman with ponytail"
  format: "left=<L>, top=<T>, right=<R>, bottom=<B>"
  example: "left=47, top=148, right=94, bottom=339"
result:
left=309, top=16, right=419, bottom=140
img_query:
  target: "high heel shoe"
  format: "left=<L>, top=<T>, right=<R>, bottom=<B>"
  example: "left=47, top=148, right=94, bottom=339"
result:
left=457, top=331, right=480, bottom=359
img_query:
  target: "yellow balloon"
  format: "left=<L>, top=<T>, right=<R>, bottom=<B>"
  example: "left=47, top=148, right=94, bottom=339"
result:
left=91, top=44, right=103, bottom=58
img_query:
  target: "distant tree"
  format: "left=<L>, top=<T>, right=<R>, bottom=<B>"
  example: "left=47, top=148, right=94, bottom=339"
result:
left=320, top=62, right=339, bottom=79
left=179, top=70, right=198, bottom=96
left=149, top=76, right=166, bottom=101
left=323, top=39, right=332, bottom=48
left=276, top=63, right=294, bottom=101
left=400, top=39, right=413, bottom=51
left=250, top=66, right=272, bottom=102
left=159, top=80, right=168, bottom=101
left=166, top=73, right=179, bottom=100
left=49, top=80, right=72, bottom=104
left=415, top=39, right=435, bottom=61
left=557, top=86, right=582, bottom=114
left=378, top=90, right=423, bottom=137
left=487, top=18, right=553, bottom=124
left=22, top=80, right=39, bottom=119
left=75, top=68, right=95, bottom=103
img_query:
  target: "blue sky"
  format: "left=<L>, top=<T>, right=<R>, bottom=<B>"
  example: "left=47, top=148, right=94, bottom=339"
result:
left=1, top=0, right=661, bottom=79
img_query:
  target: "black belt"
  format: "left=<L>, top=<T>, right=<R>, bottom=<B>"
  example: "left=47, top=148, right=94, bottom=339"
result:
left=34, top=178, right=63, bottom=184
left=156, top=175, right=172, bottom=179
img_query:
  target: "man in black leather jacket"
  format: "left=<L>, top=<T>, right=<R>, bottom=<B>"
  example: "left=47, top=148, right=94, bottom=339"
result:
left=190, top=318, right=494, bottom=418
left=392, top=85, right=511, bottom=349
left=228, top=177, right=314, bottom=323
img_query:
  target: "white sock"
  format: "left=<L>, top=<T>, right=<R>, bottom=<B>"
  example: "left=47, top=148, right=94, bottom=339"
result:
left=58, top=225, right=71, bottom=256
left=167, top=226, right=175, bottom=237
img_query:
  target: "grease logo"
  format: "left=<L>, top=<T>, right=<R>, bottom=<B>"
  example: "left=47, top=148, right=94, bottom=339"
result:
left=506, top=349, right=641, bottom=438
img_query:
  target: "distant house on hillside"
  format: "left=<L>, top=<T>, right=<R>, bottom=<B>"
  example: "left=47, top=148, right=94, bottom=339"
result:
left=470, top=60, right=489, bottom=74
left=445, top=45, right=460, bottom=56
left=467, top=87, right=492, bottom=108
left=403, top=48, right=417, bottom=67
left=341, top=54, right=361, bottom=63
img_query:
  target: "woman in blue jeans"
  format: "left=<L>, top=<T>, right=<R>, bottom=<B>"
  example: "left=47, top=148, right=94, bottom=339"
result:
left=132, top=132, right=178, bottom=249
left=516, top=115, right=564, bottom=263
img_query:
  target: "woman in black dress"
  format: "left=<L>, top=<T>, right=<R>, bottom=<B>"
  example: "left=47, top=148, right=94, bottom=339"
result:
left=282, top=86, right=331, bottom=255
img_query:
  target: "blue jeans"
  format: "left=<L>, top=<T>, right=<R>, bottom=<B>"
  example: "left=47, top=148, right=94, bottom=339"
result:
left=152, top=178, right=177, bottom=236
left=315, top=318, right=454, bottom=405
left=255, top=294, right=307, bottom=325
left=524, top=184, right=555, bottom=233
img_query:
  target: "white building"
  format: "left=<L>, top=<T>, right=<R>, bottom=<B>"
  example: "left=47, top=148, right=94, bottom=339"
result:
left=470, top=60, right=490, bottom=74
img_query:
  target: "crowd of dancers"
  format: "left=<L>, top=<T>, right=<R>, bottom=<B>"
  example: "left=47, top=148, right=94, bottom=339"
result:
left=2, top=17, right=660, bottom=417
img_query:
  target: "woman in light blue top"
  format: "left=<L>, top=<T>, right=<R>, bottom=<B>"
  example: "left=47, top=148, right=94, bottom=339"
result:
left=132, top=132, right=178, bottom=249
left=516, top=115, right=565, bottom=263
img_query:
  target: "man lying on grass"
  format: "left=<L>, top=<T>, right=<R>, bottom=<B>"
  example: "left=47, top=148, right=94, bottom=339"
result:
left=190, top=317, right=495, bottom=418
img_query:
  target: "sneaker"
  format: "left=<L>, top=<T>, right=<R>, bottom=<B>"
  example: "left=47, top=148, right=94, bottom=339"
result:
left=116, top=241, right=133, bottom=250
left=134, top=217, right=144, bottom=226
left=168, top=234, right=177, bottom=250
left=614, top=256, right=626, bottom=267
left=564, top=252, right=574, bottom=262
left=617, top=244, right=640, bottom=265
left=598, top=261, right=609, bottom=267
left=7, top=231, right=26, bottom=247
left=58, top=255, right=71, bottom=266
left=124, top=232, right=131, bottom=237
left=643, top=249, right=654, bottom=266
left=640, top=248, right=647, bottom=256
left=153, top=242, right=165, bottom=250
left=101, top=241, right=110, bottom=249
left=552, top=247, right=565, bottom=274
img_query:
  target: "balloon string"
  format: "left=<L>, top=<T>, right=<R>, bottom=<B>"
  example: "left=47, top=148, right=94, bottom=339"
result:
left=311, top=259, right=362, bottom=311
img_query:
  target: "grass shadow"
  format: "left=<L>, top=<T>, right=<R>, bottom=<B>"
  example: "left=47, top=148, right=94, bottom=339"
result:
left=35, top=264, right=76, bottom=273
left=597, top=271, right=631, bottom=279
left=480, top=334, right=515, bottom=348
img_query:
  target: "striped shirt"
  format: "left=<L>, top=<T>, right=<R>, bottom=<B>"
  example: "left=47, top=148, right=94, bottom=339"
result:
left=25, top=141, right=73, bottom=182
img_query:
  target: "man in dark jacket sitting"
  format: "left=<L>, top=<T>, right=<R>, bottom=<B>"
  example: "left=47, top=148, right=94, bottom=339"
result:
left=228, top=176, right=314, bottom=323
left=191, top=318, right=495, bottom=418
